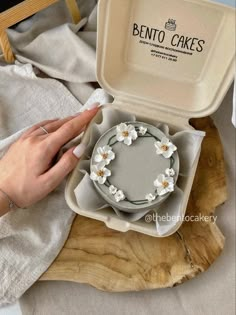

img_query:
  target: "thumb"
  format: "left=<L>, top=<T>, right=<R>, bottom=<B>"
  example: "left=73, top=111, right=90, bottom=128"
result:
left=40, top=144, right=85, bottom=191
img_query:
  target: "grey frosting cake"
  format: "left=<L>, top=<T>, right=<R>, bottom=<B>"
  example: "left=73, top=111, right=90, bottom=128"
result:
left=90, top=122, right=179, bottom=213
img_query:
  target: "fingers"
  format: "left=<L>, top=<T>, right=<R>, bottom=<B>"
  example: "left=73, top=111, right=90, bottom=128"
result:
left=22, top=103, right=100, bottom=140
left=31, top=115, right=76, bottom=136
left=47, top=106, right=100, bottom=153
left=21, top=119, right=59, bottom=138
left=40, top=147, right=80, bottom=191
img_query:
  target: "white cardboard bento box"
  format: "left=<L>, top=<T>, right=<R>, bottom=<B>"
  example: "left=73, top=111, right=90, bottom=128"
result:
left=65, top=0, right=235, bottom=237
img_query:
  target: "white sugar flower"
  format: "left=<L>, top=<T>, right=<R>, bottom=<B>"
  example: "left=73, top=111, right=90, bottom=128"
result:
left=90, top=162, right=111, bottom=185
left=109, top=185, right=117, bottom=195
left=95, top=145, right=115, bottom=165
left=114, top=190, right=126, bottom=202
left=116, top=123, right=138, bottom=146
left=154, top=174, right=174, bottom=196
left=145, top=193, right=156, bottom=203
left=165, top=168, right=175, bottom=177
left=155, top=137, right=177, bottom=158
left=139, top=126, right=147, bottom=136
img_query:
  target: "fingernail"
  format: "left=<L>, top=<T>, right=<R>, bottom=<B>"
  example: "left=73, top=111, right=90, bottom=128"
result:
left=88, top=102, right=100, bottom=110
left=73, top=143, right=86, bottom=158
left=74, top=102, right=101, bottom=116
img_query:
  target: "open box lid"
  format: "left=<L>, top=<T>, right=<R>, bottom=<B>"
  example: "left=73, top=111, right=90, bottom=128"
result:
left=96, top=0, right=235, bottom=118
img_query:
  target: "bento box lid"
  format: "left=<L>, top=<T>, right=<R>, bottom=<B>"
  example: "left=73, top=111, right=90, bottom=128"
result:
left=96, top=0, right=235, bottom=118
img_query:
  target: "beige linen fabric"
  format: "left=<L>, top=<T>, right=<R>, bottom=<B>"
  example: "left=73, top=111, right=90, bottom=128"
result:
left=0, top=0, right=111, bottom=306
left=0, top=63, right=108, bottom=306
left=0, top=63, right=78, bottom=306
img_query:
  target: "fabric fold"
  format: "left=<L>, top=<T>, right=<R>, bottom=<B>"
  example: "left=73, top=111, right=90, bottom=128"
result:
left=75, top=173, right=108, bottom=210
left=171, top=130, right=205, bottom=176
left=0, top=61, right=109, bottom=307
left=155, top=186, right=184, bottom=236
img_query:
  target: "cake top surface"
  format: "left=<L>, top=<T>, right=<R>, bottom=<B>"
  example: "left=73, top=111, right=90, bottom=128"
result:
left=90, top=122, right=179, bottom=212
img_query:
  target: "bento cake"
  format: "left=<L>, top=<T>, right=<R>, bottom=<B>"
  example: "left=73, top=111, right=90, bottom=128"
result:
left=90, top=122, right=179, bottom=213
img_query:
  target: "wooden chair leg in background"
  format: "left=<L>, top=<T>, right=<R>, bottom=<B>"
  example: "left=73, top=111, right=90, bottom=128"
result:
left=0, top=30, right=15, bottom=63
left=0, top=0, right=81, bottom=63
left=65, top=0, right=81, bottom=24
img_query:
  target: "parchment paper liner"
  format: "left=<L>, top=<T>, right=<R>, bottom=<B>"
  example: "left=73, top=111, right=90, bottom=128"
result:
left=74, top=107, right=205, bottom=235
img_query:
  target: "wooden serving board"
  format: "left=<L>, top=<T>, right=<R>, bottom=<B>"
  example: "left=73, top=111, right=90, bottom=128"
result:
left=41, top=117, right=227, bottom=291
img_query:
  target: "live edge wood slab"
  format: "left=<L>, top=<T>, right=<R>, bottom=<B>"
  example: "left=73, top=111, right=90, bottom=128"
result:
left=41, top=117, right=227, bottom=291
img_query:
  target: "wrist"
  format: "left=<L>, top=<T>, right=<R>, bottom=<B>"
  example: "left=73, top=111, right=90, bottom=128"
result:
left=0, top=187, right=18, bottom=217
left=0, top=189, right=11, bottom=216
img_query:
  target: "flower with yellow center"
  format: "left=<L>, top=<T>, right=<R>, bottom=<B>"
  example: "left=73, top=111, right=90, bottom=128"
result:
left=90, top=162, right=111, bottom=184
left=116, top=123, right=138, bottom=146
left=95, top=145, right=115, bottom=165
left=155, top=137, right=177, bottom=158
left=154, top=174, right=174, bottom=196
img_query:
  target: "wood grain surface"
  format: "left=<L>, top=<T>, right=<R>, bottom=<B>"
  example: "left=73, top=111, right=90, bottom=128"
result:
left=0, top=30, right=15, bottom=63
left=41, top=117, right=227, bottom=291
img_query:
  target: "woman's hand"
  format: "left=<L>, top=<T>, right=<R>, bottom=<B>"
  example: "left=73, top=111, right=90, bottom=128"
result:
left=0, top=105, right=99, bottom=213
